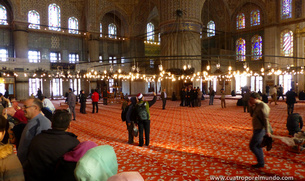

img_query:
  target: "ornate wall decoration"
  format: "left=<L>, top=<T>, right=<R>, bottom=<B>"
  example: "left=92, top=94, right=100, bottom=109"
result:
left=51, top=36, right=60, bottom=49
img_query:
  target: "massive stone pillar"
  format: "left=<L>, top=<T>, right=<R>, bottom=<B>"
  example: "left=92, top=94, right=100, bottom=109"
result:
left=88, top=33, right=99, bottom=62
left=13, top=22, right=28, bottom=59
left=159, top=0, right=203, bottom=98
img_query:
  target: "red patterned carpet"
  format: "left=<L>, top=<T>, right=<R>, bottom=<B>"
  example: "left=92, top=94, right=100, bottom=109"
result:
left=54, top=98, right=305, bottom=181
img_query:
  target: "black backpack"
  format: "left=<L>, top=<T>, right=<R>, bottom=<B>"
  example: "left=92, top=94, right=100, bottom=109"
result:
left=136, top=102, right=148, bottom=121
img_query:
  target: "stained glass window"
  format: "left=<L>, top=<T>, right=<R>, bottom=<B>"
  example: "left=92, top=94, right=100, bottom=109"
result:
left=236, top=38, right=246, bottom=61
left=68, top=17, right=78, bottom=34
left=251, top=35, right=262, bottom=60
left=250, top=10, right=260, bottom=26
left=50, top=52, right=61, bottom=63
left=282, top=0, right=292, bottom=19
left=0, top=5, right=8, bottom=25
left=207, top=20, right=215, bottom=37
left=69, top=53, right=79, bottom=63
left=28, top=50, right=41, bottom=63
left=147, top=22, right=154, bottom=42
left=281, top=30, right=293, bottom=56
left=0, top=49, right=8, bottom=61
left=48, top=3, right=60, bottom=31
left=236, top=13, right=245, bottom=30
left=100, top=23, right=102, bottom=37
left=108, top=23, right=117, bottom=39
left=28, top=10, right=40, bottom=29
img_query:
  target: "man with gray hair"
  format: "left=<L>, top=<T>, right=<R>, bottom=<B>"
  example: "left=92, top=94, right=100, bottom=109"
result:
left=18, top=98, right=51, bottom=164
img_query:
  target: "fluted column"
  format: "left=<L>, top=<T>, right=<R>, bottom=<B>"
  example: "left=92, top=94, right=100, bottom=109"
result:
left=13, top=21, right=28, bottom=59
left=159, top=0, right=203, bottom=98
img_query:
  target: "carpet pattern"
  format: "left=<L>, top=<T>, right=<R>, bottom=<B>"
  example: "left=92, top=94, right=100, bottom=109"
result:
left=54, top=98, right=305, bottom=180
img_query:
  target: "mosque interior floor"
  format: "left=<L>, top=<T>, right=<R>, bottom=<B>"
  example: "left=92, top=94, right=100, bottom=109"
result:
left=53, top=98, right=305, bottom=180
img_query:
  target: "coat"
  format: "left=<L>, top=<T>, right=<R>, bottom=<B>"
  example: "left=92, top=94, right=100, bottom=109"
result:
left=0, top=143, right=24, bottom=181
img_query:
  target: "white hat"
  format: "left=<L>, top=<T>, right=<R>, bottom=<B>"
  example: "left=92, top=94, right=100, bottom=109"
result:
left=137, top=93, right=143, bottom=100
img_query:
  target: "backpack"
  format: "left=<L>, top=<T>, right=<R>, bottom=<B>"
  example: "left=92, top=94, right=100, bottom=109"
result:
left=136, top=102, right=149, bottom=121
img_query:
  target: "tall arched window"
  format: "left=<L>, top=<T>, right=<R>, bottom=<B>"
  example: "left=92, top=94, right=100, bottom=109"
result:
left=108, top=23, right=117, bottom=38
left=250, top=10, right=260, bottom=26
left=281, top=30, right=293, bottom=56
left=100, top=23, right=102, bottom=37
left=28, top=10, right=40, bottom=29
left=0, top=5, right=8, bottom=25
left=236, top=38, right=246, bottom=61
left=236, top=13, right=245, bottom=30
left=68, top=17, right=78, bottom=34
left=251, top=35, right=262, bottom=60
left=207, top=20, right=215, bottom=37
left=147, top=22, right=154, bottom=42
left=282, top=0, right=292, bottom=19
left=48, top=3, right=61, bottom=31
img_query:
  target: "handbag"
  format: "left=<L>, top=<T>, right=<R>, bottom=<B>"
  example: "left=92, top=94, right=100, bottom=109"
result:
left=132, top=126, right=138, bottom=137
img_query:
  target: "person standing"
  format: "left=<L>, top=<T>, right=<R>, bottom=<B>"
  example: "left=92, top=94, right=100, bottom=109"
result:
left=23, top=109, right=80, bottom=181
left=67, top=88, right=76, bottom=120
left=248, top=92, right=272, bottom=168
left=180, top=88, right=185, bottom=106
left=277, top=85, right=284, bottom=100
left=103, top=88, right=108, bottom=105
left=79, top=90, right=87, bottom=114
left=286, top=113, right=303, bottom=136
left=269, top=85, right=278, bottom=105
left=220, top=88, right=226, bottom=108
left=209, top=87, right=215, bottom=105
left=265, top=85, right=270, bottom=98
left=18, top=98, right=51, bottom=164
left=91, top=89, right=99, bottom=113
left=136, top=92, right=157, bottom=147
left=161, top=88, right=167, bottom=110
left=242, top=89, right=251, bottom=112
left=37, top=88, right=43, bottom=100
left=286, top=88, right=297, bottom=115
left=197, top=87, right=202, bottom=107
left=126, top=97, right=137, bottom=144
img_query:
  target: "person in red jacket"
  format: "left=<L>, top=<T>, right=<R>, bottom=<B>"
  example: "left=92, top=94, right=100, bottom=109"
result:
left=91, top=89, right=99, bottom=113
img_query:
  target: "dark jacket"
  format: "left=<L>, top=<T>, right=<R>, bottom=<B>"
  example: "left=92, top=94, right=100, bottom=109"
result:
left=286, top=113, right=303, bottom=136
left=286, top=90, right=297, bottom=104
left=24, top=129, right=80, bottom=181
left=126, top=97, right=137, bottom=123
left=80, top=93, right=86, bottom=103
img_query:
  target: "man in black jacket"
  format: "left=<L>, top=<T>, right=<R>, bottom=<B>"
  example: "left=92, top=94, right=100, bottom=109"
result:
left=286, top=88, right=297, bottom=115
left=79, top=90, right=87, bottom=114
left=286, top=113, right=303, bottom=136
left=23, top=109, right=80, bottom=181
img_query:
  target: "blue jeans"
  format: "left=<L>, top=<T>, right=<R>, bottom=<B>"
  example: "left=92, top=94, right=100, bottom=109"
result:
left=250, top=129, right=265, bottom=165
left=209, top=95, right=214, bottom=105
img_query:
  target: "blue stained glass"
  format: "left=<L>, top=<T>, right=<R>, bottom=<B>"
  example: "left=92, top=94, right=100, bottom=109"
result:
left=100, top=23, right=102, bottom=37
left=251, top=35, right=262, bottom=60
left=68, top=17, right=78, bottom=34
left=108, top=23, right=117, bottom=39
left=251, top=10, right=260, bottom=26
left=236, top=13, right=245, bottom=30
left=48, top=3, right=61, bottom=31
left=28, top=10, right=40, bottom=29
left=282, top=0, right=292, bottom=19
left=236, top=38, right=246, bottom=61
left=207, top=20, right=215, bottom=37
left=0, top=5, right=8, bottom=25
left=147, top=22, right=154, bottom=41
